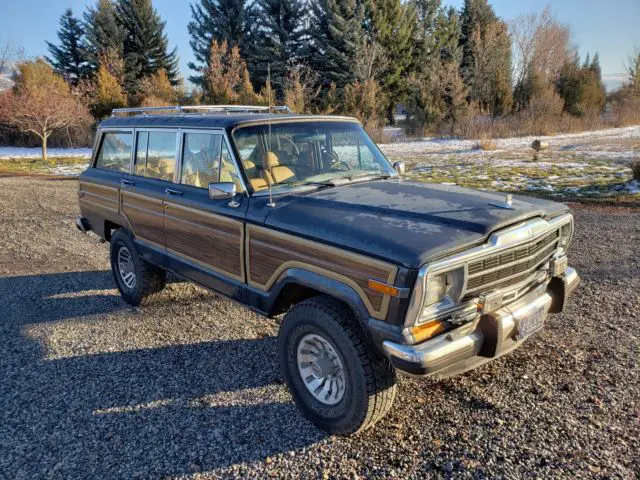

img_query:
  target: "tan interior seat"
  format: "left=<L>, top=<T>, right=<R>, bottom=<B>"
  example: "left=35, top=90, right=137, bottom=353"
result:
left=250, top=178, right=269, bottom=191
left=262, top=152, right=295, bottom=185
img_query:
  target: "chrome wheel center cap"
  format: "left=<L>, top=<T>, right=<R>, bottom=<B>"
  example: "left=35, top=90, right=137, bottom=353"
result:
left=296, top=333, right=346, bottom=405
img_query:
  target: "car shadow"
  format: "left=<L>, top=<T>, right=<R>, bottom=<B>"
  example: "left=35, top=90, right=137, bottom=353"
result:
left=0, top=271, right=326, bottom=478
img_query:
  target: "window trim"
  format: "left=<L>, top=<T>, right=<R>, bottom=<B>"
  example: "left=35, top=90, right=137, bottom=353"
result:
left=177, top=128, right=247, bottom=194
left=92, top=128, right=134, bottom=173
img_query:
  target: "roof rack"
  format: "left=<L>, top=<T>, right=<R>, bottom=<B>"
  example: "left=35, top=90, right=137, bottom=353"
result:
left=111, top=104, right=293, bottom=117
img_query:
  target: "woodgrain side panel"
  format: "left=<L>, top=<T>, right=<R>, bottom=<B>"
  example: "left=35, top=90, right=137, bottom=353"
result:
left=164, top=203, right=244, bottom=281
left=78, top=182, right=118, bottom=214
left=121, top=190, right=165, bottom=244
left=247, top=226, right=398, bottom=319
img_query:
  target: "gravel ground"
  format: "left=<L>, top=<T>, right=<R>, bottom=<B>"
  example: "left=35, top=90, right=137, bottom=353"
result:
left=0, top=177, right=638, bottom=479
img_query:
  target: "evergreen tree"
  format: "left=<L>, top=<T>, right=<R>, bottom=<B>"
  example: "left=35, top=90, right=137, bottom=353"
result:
left=187, top=0, right=248, bottom=87
left=589, top=52, right=601, bottom=77
left=245, top=0, right=306, bottom=95
left=410, top=0, right=441, bottom=75
left=459, top=0, right=512, bottom=115
left=84, top=0, right=125, bottom=71
left=556, top=54, right=605, bottom=116
left=116, top=0, right=180, bottom=98
left=459, top=0, right=497, bottom=86
left=46, top=9, right=91, bottom=85
left=435, top=7, right=463, bottom=64
left=627, top=47, right=640, bottom=96
left=308, top=0, right=365, bottom=90
left=364, top=0, right=416, bottom=123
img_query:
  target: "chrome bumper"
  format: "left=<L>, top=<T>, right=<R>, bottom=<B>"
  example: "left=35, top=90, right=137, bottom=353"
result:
left=383, top=267, right=580, bottom=377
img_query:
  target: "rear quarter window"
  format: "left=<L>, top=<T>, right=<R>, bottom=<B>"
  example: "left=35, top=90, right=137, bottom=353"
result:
left=95, top=132, right=132, bottom=172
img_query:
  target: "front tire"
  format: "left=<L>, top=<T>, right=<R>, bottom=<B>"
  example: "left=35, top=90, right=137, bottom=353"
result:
left=109, top=229, right=166, bottom=306
left=278, top=296, right=397, bottom=435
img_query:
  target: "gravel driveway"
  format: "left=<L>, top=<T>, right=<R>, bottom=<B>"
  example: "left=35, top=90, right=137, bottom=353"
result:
left=0, top=177, right=638, bottom=479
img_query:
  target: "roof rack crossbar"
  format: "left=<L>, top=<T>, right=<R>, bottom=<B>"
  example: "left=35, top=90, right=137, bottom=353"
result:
left=111, top=104, right=292, bottom=117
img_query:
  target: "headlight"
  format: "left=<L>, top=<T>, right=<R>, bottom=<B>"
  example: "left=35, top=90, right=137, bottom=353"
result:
left=559, top=217, right=574, bottom=250
left=425, top=266, right=465, bottom=307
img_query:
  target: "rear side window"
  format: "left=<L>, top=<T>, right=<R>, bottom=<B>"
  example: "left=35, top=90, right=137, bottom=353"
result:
left=134, top=131, right=177, bottom=182
left=95, top=132, right=132, bottom=172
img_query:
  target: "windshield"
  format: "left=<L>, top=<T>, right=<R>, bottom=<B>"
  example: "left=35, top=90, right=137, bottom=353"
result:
left=231, top=121, right=395, bottom=193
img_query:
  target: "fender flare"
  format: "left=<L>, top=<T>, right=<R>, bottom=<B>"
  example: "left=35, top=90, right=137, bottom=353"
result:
left=268, top=267, right=371, bottom=322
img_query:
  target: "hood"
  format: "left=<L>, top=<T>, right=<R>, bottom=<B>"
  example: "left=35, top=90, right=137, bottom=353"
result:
left=263, top=180, right=569, bottom=268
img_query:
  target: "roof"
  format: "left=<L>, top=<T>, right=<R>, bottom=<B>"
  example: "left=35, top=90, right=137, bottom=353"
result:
left=99, top=114, right=360, bottom=130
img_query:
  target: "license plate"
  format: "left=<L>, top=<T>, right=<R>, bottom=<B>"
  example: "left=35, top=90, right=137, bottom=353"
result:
left=515, top=307, right=545, bottom=340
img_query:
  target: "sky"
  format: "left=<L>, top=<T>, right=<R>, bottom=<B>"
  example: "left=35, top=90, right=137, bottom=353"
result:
left=1, top=0, right=638, bottom=89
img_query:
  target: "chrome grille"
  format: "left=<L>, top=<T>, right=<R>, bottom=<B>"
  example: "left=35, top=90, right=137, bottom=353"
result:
left=465, top=230, right=559, bottom=294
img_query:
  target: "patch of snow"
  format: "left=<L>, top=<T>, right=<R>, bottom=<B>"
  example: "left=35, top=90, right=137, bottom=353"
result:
left=0, top=147, right=92, bottom=159
left=50, top=164, right=90, bottom=176
left=625, top=180, right=640, bottom=194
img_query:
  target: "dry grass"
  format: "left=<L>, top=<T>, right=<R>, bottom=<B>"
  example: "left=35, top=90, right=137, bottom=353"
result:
left=474, top=136, right=497, bottom=151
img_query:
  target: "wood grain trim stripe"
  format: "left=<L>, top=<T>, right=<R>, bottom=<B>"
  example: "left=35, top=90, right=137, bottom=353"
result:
left=121, top=190, right=163, bottom=205
left=246, top=225, right=398, bottom=320
left=164, top=201, right=245, bottom=282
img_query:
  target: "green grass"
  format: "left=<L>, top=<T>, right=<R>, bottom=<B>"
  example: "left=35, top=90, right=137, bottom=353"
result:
left=0, top=157, right=88, bottom=175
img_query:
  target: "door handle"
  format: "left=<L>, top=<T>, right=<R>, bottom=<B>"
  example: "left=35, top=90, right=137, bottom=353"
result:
left=165, top=188, right=183, bottom=196
left=121, top=179, right=135, bottom=187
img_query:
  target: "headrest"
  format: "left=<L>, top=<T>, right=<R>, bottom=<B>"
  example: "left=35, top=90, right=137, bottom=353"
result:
left=263, top=151, right=280, bottom=169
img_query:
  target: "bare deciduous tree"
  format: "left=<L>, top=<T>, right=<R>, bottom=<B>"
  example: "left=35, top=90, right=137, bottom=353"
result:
left=510, top=5, right=574, bottom=87
left=0, top=41, right=24, bottom=77
left=0, top=59, right=91, bottom=161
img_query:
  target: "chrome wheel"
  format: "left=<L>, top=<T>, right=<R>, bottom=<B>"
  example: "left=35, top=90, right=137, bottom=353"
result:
left=296, top=333, right=346, bottom=405
left=117, top=246, right=136, bottom=290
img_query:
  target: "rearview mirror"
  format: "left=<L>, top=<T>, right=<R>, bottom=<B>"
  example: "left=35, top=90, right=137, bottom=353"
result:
left=393, top=161, right=406, bottom=174
left=208, top=182, right=236, bottom=200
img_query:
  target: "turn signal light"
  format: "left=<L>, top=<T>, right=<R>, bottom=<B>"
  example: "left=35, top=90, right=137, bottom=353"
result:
left=368, top=279, right=400, bottom=297
left=410, top=320, right=445, bottom=343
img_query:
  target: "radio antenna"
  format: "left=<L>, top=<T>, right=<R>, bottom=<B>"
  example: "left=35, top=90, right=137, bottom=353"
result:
left=267, top=63, right=275, bottom=208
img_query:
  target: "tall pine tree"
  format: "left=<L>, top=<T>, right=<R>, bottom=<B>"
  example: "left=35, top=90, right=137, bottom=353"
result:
left=46, top=9, right=91, bottom=86
left=308, top=0, right=365, bottom=90
left=245, top=0, right=306, bottom=95
left=187, top=0, right=249, bottom=87
left=116, top=0, right=180, bottom=97
left=84, top=0, right=125, bottom=72
left=363, top=0, right=416, bottom=123
left=459, top=0, right=512, bottom=115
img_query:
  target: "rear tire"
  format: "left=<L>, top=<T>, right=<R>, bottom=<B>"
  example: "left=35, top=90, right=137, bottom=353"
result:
left=278, top=296, right=397, bottom=435
left=110, top=229, right=166, bottom=306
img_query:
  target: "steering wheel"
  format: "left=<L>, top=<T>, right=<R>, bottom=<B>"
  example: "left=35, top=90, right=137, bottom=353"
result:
left=328, top=149, right=351, bottom=170
left=279, top=136, right=300, bottom=157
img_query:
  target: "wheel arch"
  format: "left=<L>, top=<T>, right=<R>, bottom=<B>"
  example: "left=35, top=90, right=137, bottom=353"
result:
left=265, top=268, right=371, bottom=322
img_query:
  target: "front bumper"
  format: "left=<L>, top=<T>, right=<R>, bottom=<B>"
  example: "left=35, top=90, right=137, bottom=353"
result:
left=383, top=267, right=580, bottom=377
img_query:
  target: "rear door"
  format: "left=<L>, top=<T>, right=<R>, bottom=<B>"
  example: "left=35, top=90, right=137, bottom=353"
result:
left=163, top=130, right=248, bottom=298
left=79, top=129, right=133, bottom=239
left=121, top=129, right=179, bottom=251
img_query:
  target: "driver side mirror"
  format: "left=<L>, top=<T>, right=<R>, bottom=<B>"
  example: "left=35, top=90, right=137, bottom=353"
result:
left=393, top=161, right=406, bottom=174
left=208, top=182, right=236, bottom=200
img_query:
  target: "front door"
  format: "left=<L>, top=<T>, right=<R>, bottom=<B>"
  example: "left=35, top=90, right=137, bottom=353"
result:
left=163, top=131, right=248, bottom=298
left=121, top=129, right=179, bottom=250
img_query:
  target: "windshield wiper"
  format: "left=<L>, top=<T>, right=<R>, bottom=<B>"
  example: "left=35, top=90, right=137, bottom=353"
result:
left=340, top=173, right=391, bottom=183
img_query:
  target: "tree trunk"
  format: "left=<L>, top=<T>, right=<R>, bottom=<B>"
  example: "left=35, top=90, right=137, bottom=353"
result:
left=41, top=136, right=48, bottom=162
left=387, top=103, right=395, bottom=126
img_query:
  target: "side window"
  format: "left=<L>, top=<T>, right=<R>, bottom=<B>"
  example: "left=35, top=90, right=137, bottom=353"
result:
left=220, top=140, right=245, bottom=193
left=180, top=133, right=222, bottom=188
left=134, top=131, right=149, bottom=176
left=95, top=132, right=132, bottom=172
left=145, top=131, right=177, bottom=182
